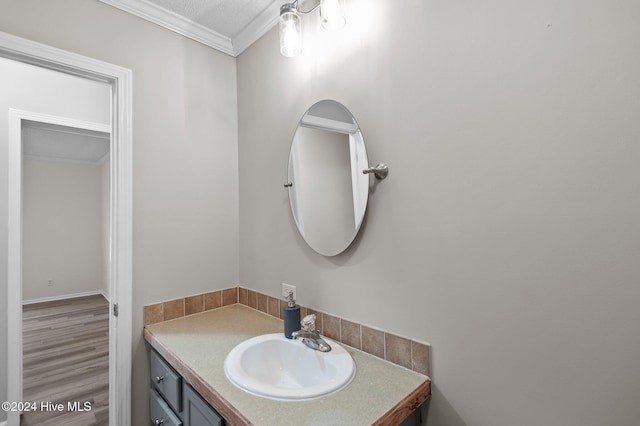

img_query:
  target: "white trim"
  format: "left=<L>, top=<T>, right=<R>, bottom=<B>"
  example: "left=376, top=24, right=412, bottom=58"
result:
left=98, top=0, right=280, bottom=57
left=232, top=3, right=281, bottom=56
left=23, top=121, right=111, bottom=139
left=1, top=31, right=132, bottom=426
left=14, top=110, right=111, bottom=133
left=6, top=86, right=23, bottom=426
left=98, top=0, right=235, bottom=56
left=21, top=113, right=111, bottom=165
left=23, top=154, right=107, bottom=166
left=22, top=289, right=109, bottom=306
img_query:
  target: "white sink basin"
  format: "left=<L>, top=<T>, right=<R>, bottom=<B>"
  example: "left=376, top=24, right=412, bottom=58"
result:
left=224, top=333, right=355, bottom=401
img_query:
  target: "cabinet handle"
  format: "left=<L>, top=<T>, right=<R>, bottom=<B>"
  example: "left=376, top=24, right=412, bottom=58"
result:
left=155, top=419, right=165, bottom=425
left=155, top=376, right=164, bottom=383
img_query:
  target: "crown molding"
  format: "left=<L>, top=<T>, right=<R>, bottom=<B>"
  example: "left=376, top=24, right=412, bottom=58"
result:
left=99, top=0, right=281, bottom=57
left=99, top=0, right=235, bottom=56
left=232, top=2, right=280, bottom=56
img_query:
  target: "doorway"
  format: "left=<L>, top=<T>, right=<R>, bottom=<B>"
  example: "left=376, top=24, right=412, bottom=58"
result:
left=1, top=31, right=132, bottom=426
left=20, top=119, right=111, bottom=425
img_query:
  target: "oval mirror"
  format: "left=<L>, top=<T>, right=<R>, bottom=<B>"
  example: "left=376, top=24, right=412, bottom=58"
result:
left=286, top=100, right=369, bottom=256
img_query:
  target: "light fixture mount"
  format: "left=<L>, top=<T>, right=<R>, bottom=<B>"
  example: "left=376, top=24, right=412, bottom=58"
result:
left=279, top=0, right=346, bottom=57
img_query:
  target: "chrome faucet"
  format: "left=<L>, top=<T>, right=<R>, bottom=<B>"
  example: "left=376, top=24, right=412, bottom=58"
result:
left=292, top=314, right=332, bottom=352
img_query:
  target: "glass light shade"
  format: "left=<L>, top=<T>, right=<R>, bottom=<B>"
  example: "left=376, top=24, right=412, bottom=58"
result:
left=320, top=0, right=346, bottom=30
left=279, top=4, right=302, bottom=57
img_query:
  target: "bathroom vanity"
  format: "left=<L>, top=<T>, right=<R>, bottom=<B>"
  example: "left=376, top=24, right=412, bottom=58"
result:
left=144, top=304, right=430, bottom=425
left=150, top=348, right=224, bottom=426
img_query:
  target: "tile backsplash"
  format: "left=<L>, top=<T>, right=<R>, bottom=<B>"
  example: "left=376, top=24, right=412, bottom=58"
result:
left=144, top=286, right=430, bottom=377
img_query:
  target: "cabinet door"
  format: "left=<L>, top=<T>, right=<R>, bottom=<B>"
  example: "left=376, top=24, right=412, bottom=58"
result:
left=150, top=349, right=182, bottom=413
left=150, top=388, right=182, bottom=426
left=183, top=383, right=224, bottom=426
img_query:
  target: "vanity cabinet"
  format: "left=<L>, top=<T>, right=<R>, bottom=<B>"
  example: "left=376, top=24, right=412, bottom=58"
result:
left=183, top=383, right=224, bottom=426
left=150, top=349, right=225, bottom=426
left=151, top=388, right=182, bottom=426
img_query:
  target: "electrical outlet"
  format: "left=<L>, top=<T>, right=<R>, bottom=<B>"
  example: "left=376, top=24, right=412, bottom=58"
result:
left=281, top=283, right=296, bottom=301
left=48, top=279, right=53, bottom=286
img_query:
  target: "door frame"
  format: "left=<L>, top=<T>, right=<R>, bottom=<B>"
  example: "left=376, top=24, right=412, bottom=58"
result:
left=1, top=31, right=132, bottom=426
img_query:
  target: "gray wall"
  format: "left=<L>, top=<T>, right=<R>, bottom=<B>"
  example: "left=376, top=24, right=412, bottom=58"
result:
left=0, top=1, right=239, bottom=424
left=237, top=0, right=640, bottom=425
left=23, top=159, right=104, bottom=301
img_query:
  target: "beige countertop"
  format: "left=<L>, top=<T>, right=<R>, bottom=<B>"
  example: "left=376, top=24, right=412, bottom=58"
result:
left=144, top=304, right=430, bottom=425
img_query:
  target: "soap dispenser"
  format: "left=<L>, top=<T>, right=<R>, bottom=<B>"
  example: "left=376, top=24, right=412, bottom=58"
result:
left=283, top=291, right=301, bottom=339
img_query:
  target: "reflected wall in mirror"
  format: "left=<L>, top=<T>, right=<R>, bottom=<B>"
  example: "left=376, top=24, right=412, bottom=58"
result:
left=287, top=100, right=369, bottom=256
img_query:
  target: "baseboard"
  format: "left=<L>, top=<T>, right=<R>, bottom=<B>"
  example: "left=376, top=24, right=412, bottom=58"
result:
left=23, top=289, right=109, bottom=305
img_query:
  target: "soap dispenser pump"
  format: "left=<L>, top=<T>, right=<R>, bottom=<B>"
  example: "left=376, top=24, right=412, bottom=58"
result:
left=283, top=291, right=301, bottom=339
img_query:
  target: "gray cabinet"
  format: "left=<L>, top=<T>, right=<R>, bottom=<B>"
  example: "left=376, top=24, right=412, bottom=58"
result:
left=151, top=349, right=182, bottom=413
left=150, top=349, right=225, bottom=426
left=183, top=383, right=224, bottom=426
left=151, top=388, right=182, bottom=426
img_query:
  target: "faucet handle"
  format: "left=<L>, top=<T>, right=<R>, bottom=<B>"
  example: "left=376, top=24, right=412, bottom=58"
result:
left=300, top=314, right=316, bottom=332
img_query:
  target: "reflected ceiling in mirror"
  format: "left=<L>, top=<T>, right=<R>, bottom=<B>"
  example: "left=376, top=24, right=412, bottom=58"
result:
left=287, top=100, right=369, bottom=256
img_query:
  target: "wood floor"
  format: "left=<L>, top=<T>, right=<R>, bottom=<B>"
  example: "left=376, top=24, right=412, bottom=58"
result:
left=21, top=294, right=109, bottom=426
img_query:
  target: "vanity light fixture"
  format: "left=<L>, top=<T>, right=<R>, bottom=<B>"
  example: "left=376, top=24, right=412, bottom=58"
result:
left=279, top=0, right=346, bottom=57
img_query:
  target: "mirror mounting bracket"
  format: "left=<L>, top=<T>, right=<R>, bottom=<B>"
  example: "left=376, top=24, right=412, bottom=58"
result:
left=363, top=163, right=389, bottom=180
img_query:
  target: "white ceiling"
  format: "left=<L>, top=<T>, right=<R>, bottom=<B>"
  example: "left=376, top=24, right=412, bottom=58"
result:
left=23, top=121, right=110, bottom=165
left=98, top=0, right=283, bottom=56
